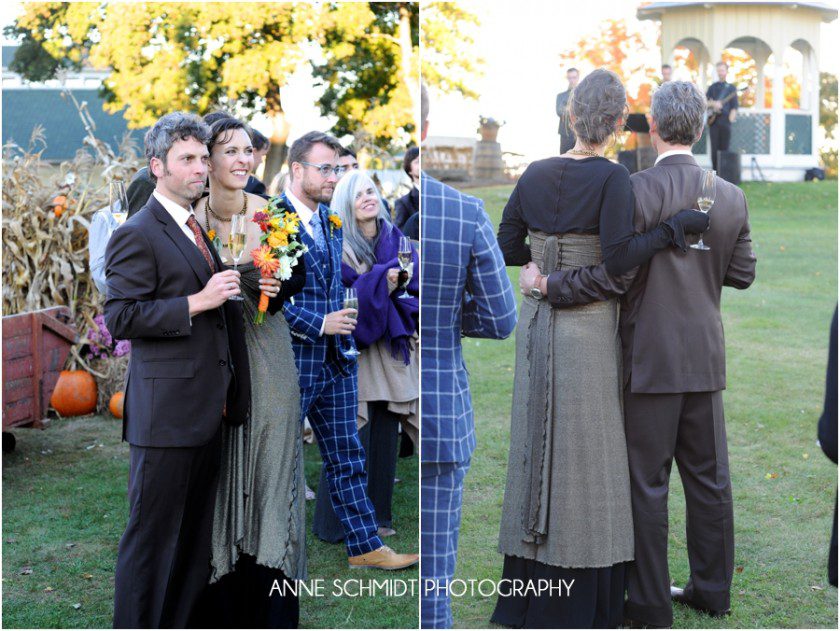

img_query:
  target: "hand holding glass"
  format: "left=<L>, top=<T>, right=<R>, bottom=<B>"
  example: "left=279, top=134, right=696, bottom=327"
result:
left=691, top=169, right=715, bottom=251
left=343, top=288, right=360, bottom=357
left=397, top=236, right=412, bottom=299
left=227, top=214, right=247, bottom=301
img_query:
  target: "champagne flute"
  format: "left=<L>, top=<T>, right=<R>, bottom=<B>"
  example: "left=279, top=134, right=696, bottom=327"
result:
left=397, top=236, right=412, bottom=299
left=109, top=178, right=129, bottom=225
left=343, top=287, right=360, bottom=357
left=691, top=169, right=715, bottom=251
left=227, top=214, right=247, bottom=301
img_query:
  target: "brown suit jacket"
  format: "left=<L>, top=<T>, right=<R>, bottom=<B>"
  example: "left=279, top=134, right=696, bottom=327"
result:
left=546, top=153, right=756, bottom=393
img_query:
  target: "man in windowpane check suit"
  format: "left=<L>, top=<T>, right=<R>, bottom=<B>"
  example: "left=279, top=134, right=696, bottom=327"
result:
left=281, top=131, right=418, bottom=570
left=419, top=85, right=518, bottom=628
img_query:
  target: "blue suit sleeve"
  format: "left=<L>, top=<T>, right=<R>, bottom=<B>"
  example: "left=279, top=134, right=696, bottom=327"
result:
left=462, top=204, right=517, bottom=339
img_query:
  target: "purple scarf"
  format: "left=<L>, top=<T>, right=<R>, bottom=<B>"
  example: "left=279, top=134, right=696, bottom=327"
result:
left=341, top=223, right=419, bottom=364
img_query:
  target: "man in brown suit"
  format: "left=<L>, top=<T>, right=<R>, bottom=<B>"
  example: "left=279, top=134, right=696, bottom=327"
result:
left=520, top=80, right=756, bottom=628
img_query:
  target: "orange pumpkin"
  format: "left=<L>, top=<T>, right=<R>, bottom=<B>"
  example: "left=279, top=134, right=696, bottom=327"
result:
left=54, top=205, right=66, bottom=218
left=109, top=391, right=125, bottom=419
left=50, top=370, right=97, bottom=417
left=51, top=195, right=67, bottom=207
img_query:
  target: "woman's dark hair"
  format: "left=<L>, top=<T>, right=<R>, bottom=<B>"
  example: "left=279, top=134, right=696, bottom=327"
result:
left=568, top=68, right=627, bottom=147
left=207, top=116, right=253, bottom=153
left=403, top=146, right=419, bottom=176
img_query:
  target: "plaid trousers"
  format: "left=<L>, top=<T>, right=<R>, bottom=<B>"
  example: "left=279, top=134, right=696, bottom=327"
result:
left=420, top=460, right=471, bottom=629
left=301, top=359, right=382, bottom=557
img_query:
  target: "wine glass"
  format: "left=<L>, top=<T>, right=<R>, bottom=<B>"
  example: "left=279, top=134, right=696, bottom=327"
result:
left=109, top=179, right=128, bottom=225
left=343, top=287, right=360, bottom=357
left=691, top=169, right=716, bottom=251
left=227, top=214, right=247, bottom=301
left=397, top=236, right=412, bottom=299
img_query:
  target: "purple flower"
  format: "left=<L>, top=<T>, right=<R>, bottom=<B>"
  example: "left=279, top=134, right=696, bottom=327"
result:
left=86, top=314, right=130, bottom=359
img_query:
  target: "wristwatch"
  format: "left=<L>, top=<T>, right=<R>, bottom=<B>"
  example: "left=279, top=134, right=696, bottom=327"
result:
left=529, top=275, right=545, bottom=300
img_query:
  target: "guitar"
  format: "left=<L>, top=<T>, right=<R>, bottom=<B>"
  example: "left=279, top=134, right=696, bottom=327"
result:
left=706, top=85, right=748, bottom=126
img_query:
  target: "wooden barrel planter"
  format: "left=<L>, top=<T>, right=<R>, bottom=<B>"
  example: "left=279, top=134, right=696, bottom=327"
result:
left=2, top=306, right=78, bottom=451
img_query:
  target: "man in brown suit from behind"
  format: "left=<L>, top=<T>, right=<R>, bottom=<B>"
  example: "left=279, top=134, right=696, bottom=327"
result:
left=520, top=80, right=756, bottom=628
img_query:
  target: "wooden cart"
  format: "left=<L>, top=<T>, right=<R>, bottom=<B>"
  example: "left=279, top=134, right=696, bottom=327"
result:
left=2, top=306, right=78, bottom=451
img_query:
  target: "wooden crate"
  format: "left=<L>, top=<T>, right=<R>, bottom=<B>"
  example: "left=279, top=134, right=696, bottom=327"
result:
left=3, top=306, right=78, bottom=430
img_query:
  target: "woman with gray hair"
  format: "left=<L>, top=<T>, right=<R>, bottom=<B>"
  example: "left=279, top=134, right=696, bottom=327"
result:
left=312, top=170, right=419, bottom=543
left=492, top=69, right=708, bottom=628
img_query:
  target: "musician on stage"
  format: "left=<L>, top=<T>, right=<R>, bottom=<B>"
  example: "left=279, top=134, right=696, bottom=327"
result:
left=706, top=61, right=739, bottom=170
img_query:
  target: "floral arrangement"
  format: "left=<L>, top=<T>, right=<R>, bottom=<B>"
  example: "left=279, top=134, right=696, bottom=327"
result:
left=250, top=196, right=307, bottom=324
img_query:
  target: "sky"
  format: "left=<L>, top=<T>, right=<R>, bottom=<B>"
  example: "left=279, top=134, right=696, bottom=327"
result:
left=427, top=0, right=840, bottom=161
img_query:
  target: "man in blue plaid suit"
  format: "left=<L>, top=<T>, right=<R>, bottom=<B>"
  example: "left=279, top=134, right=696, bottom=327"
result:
left=419, top=87, right=518, bottom=628
left=282, top=131, right=418, bottom=571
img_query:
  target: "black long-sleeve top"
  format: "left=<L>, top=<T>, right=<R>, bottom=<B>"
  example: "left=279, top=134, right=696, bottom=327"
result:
left=497, top=157, right=672, bottom=276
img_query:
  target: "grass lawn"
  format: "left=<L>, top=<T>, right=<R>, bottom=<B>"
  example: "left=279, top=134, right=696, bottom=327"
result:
left=2, top=416, right=418, bottom=628
left=453, top=181, right=838, bottom=628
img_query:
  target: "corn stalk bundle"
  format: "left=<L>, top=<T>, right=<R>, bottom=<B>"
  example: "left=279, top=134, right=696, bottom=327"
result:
left=2, top=90, right=142, bottom=410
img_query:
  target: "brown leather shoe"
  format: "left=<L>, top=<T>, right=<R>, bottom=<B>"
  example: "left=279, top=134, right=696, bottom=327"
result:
left=348, top=545, right=418, bottom=570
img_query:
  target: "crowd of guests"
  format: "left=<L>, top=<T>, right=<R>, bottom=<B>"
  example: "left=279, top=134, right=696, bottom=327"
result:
left=93, top=109, right=420, bottom=628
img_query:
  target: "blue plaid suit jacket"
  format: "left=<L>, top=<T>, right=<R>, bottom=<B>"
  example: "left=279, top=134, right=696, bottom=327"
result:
left=281, top=193, right=355, bottom=389
left=420, top=174, right=517, bottom=463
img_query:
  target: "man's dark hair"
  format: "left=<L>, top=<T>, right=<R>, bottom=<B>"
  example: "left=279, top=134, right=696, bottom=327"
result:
left=207, top=116, right=253, bottom=154
left=338, top=145, right=357, bottom=159
left=403, top=146, right=419, bottom=176
left=661, top=64, right=672, bottom=71
left=251, top=129, right=270, bottom=151
left=203, top=109, right=235, bottom=127
left=287, top=131, right=342, bottom=171
left=567, top=67, right=579, bottom=75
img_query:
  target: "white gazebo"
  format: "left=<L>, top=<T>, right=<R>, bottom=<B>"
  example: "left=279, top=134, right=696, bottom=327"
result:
left=638, top=1, right=837, bottom=181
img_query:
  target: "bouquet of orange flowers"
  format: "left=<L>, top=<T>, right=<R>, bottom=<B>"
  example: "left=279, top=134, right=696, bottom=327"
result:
left=250, top=196, right=307, bottom=324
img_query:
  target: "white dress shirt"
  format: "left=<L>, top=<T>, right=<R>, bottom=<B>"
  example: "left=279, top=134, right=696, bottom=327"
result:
left=153, top=190, right=196, bottom=244
left=284, top=188, right=317, bottom=239
left=654, top=148, right=694, bottom=166
left=88, top=204, right=118, bottom=295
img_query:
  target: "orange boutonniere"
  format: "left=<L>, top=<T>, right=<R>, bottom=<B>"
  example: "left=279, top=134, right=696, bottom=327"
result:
left=328, top=213, right=342, bottom=237
left=207, top=229, right=216, bottom=241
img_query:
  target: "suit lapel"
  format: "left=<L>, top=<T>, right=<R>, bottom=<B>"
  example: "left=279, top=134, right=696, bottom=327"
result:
left=149, top=198, right=213, bottom=285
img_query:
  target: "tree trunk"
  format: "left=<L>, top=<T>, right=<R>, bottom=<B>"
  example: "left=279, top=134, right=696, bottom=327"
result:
left=264, top=105, right=291, bottom=189
left=398, top=4, right=418, bottom=138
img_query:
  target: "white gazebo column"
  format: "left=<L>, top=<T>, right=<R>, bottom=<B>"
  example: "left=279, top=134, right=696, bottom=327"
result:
left=755, top=51, right=768, bottom=107
left=810, top=50, right=820, bottom=165
left=770, top=54, right=786, bottom=167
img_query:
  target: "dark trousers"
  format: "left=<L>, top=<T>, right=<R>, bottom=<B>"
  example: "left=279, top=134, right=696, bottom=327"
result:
left=623, top=388, right=734, bottom=628
left=113, top=429, right=222, bottom=628
left=709, top=121, right=731, bottom=171
left=313, top=401, right=401, bottom=542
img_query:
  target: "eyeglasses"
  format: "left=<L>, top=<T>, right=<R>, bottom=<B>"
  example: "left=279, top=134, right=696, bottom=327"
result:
left=299, top=161, right=341, bottom=177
